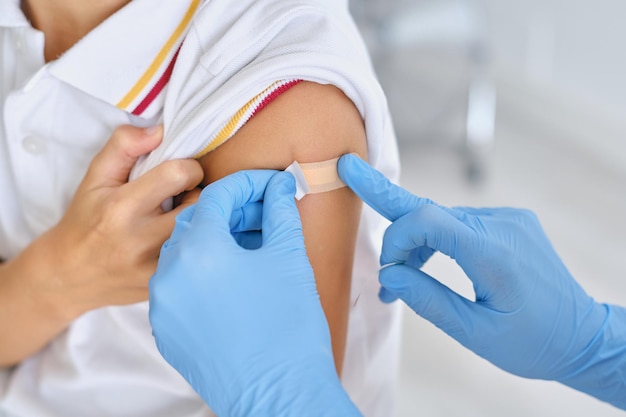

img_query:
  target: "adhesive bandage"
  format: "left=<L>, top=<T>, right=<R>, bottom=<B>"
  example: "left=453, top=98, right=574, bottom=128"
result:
left=284, top=157, right=346, bottom=200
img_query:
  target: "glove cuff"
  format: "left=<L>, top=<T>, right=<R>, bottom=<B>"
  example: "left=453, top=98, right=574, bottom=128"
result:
left=557, top=303, right=626, bottom=410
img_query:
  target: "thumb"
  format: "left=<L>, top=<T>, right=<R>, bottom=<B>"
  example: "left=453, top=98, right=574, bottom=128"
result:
left=380, top=264, right=477, bottom=346
left=83, top=125, right=163, bottom=188
left=261, top=172, right=304, bottom=246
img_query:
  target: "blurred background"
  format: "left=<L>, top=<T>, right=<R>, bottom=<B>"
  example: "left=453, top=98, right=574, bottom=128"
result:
left=349, top=1, right=626, bottom=416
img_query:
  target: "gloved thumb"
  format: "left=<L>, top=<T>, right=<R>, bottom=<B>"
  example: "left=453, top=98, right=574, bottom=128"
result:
left=261, top=172, right=303, bottom=245
left=380, top=264, right=476, bottom=345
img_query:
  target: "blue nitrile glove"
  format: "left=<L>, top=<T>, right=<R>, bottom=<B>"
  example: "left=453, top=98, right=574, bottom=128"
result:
left=149, top=170, right=362, bottom=417
left=338, top=154, right=626, bottom=410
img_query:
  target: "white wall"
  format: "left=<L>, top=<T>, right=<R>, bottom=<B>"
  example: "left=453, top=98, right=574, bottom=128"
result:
left=351, top=0, right=626, bottom=174
left=482, top=0, right=626, bottom=175
left=484, top=0, right=626, bottom=109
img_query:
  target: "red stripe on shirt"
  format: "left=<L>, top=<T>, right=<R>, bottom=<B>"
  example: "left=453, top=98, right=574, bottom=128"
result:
left=250, top=79, right=303, bottom=118
left=131, top=45, right=182, bottom=116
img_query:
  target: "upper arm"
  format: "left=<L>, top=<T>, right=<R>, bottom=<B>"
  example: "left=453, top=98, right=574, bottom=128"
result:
left=198, top=81, right=367, bottom=374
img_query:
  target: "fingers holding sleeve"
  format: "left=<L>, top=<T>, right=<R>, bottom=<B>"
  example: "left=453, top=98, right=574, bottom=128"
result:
left=128, top=159, right=204, bottom=212
left=84, top=125, right=164, bottom=188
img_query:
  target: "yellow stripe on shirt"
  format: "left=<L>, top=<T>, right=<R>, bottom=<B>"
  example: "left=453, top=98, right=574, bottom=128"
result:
left=193, top=80, right=302, bottom=159
left=116, top=0, right=201, bottom=110
left=193, top=97, right=258, bottom=158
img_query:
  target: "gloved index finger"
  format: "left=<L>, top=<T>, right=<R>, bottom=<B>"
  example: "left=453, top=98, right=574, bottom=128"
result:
left=338, top=154, right=470, bottom=229
left=192, top=170, right=279, bottom=235
left=337, top=154, right=437, bottom=221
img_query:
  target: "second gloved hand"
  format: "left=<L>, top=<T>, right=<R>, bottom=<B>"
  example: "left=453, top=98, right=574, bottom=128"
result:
left=149, top=170, right=361, bottom=417
left=338, top=154, right=626, bottom=410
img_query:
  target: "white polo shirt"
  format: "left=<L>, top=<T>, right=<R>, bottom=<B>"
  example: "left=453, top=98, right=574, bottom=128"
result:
left=0, top=1, right=402, bottom=416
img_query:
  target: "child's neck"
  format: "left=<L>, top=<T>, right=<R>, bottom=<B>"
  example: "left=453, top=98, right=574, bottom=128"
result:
left=21, top=0, right=131, bottom=62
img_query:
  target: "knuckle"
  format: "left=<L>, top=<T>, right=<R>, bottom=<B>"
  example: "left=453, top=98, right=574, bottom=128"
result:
left=160, top=160, right=199, bottom=187
left=97, top=195, right=134, bottom=230
left=410, top=203, right=440, bottom=224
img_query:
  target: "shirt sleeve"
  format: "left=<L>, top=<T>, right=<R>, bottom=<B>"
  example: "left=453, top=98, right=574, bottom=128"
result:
left=192, top=79, right=302, bottom=158
left=130, top=0, right=390, bottom=181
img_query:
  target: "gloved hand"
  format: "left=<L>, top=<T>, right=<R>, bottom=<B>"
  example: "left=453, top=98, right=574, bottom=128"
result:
left=338, top=154, right=626, bottom=410
left=149, top=170, right=361, bottom=417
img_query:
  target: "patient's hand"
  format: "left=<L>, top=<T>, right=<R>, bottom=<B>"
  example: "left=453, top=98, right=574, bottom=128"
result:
left=40, top=125, right=203, bottom=318
left=0, top=125, right=203, bottom=366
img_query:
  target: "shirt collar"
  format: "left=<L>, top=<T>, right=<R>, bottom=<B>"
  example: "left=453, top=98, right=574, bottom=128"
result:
left=46, top=0, right=202, bottom=116
left=0, top=0, right=30, bottom=27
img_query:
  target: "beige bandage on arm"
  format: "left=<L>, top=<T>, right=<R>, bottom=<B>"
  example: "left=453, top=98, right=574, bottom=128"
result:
left=285, top=157, right=347, bottom=200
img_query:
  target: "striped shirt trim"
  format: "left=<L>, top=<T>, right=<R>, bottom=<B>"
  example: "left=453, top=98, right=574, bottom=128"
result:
left=131, top=45, right=182, bottom=116
left=194, top=79, right=303, bottom=158
left=116, top=0, right=201, bottom=114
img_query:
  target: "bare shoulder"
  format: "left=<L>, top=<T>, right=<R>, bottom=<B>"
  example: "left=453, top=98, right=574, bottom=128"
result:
left=199, top=81, right=367, bottom=183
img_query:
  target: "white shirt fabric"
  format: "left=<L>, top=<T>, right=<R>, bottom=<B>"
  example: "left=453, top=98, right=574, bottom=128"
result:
left=0, top=1, right=403, bottom=416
